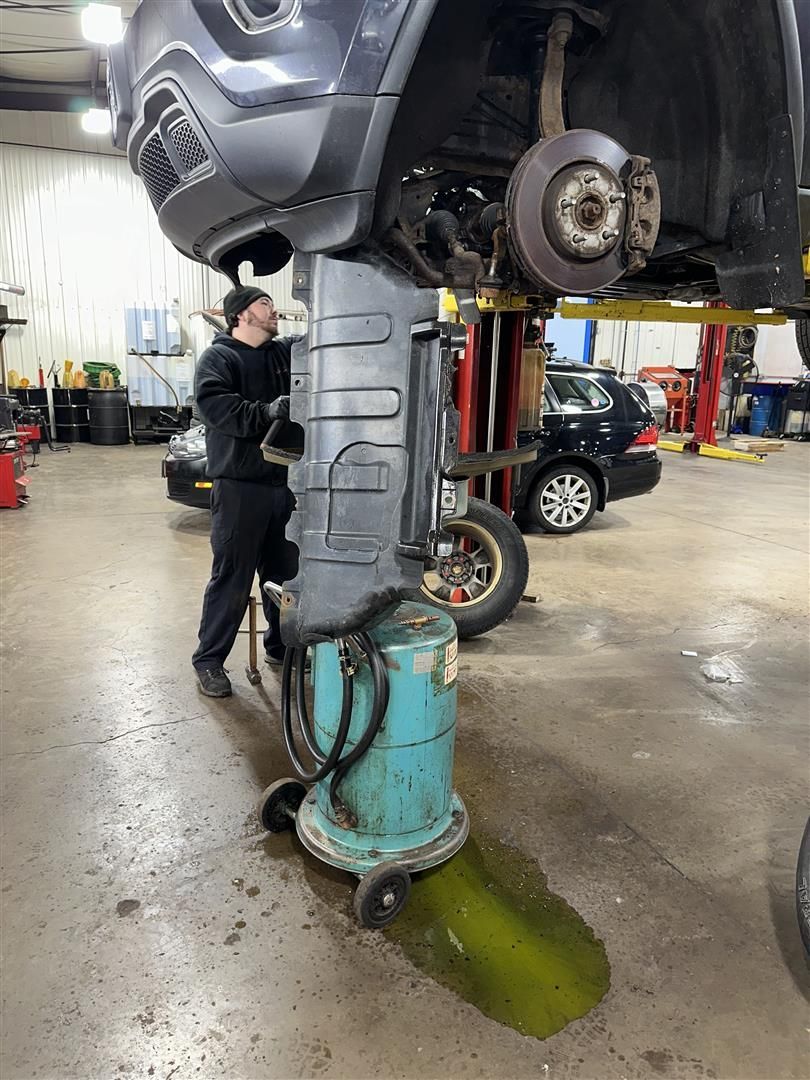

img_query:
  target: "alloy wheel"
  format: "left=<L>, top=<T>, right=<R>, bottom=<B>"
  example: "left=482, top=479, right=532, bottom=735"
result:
left=540, top=474, right=592, bottom=529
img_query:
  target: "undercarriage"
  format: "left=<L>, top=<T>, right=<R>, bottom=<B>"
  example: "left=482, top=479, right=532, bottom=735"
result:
left=110, top=0, right=809, bottom=641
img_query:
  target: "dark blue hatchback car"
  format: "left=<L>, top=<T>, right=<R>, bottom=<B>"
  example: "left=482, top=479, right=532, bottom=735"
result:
left=514, top=359, right=662, bottom=534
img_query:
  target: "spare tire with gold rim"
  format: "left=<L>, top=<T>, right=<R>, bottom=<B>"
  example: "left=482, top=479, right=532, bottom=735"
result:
left=406, top=497, right=529, bottom=639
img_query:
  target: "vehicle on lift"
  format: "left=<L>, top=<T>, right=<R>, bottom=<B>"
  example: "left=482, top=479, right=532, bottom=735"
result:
left=111, top=0, right=809, bottom=931
left=109, top=1, right=809, bottom=315
left=111, top=0, right=809, bottom=645
left=514, top=360, right=661, bottom=535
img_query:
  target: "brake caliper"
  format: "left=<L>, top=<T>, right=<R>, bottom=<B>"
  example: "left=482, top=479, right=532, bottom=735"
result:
left=624, top=155, right=662, bottom=274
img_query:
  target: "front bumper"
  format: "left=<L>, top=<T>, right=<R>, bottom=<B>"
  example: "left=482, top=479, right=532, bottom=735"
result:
left=163, top=454, right=211, bottom=509
left=107, top=0, right=437, bottom=271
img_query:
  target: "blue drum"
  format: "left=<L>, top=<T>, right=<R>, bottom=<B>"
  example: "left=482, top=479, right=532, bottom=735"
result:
left=296, top=602, right=468, bottom=877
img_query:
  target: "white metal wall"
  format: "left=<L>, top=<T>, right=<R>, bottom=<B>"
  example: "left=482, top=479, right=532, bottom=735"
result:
left=591, top=314, right=702, bottom=377
left=590, top=311, right=803, bottom=382
left=748, top=323, right=803, bottom=382
left=0, top=113, right=304, bottom=383
left=0, top=110, right=128, bottom=157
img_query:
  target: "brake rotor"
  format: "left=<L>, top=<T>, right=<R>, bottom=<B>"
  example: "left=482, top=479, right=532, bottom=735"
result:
left=506, top=128, right=633, bottom=295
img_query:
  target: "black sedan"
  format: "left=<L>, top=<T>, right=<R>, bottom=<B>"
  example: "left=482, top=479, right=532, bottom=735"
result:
left=514, top=359, right=661, bottom=534
left=164, top=360, right=661, bottom=535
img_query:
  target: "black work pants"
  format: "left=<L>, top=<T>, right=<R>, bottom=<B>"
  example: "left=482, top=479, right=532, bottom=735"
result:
left=192, top=478, right=298, bottom=670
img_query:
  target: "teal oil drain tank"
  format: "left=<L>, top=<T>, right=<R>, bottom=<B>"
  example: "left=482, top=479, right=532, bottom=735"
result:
left=258, top=602, right=469, bottom=927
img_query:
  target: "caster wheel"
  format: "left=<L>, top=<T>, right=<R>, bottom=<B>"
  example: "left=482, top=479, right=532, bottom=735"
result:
left=257, top=778, right=307, bottom=833
left=353, top=862, right=411, bottom=929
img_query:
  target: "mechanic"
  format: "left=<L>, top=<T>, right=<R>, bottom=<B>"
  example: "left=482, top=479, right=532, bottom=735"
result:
left=192, top=285, right=300, bottom=698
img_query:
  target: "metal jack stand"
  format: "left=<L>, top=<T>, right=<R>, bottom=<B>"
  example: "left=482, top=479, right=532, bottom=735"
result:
left=244, top=595, right=262, bottom=686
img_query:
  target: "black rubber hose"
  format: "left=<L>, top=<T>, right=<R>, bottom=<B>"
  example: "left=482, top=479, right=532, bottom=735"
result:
left=276, top=632, right=390, bottom=828
left=294, top=647, right=326, bottom=764
left=34, top=408, right=69, bottom=452
left=281, top=646, right=354, bottom=783
left=328, top=633, right=390, bottom=824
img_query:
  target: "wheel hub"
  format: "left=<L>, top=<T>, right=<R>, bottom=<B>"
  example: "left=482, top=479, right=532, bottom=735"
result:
left=547, top=163, right=626, bottom=260
left=439, top=550, right=474, bottom=587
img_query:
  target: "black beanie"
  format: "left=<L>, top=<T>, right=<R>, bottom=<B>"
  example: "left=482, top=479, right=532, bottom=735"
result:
left=223, top=286, right=272, bottom=327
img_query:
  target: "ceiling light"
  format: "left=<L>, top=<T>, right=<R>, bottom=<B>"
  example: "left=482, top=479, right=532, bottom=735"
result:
left=81, top=3, right=123, bottom=45
left=81, top=108, right=112, bottom=135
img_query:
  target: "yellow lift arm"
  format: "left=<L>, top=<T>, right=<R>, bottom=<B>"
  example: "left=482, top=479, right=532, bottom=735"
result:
left=444, top=291, right=790, bottom=325
left=557, top=299, right=787, bottom=325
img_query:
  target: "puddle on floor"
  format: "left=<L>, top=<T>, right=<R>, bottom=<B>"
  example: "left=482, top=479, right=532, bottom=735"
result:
left=386, top=833, right=610, bottom=1039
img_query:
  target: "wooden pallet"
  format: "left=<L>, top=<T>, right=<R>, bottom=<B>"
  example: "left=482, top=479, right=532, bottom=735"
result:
left=731, top=439, right=784, bottom=452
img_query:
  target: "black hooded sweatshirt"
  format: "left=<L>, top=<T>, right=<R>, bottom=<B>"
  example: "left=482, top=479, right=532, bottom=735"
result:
left=194, top=331, right=300, bottom=484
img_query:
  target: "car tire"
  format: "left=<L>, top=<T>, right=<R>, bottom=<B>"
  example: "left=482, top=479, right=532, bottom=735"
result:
left=528, top=465, right=598, bottom=535
left=797, top=817, right=810, bottom=956
left=796, top=321, right=810, bottom=368
left=404, top=497, right=529, bottom=640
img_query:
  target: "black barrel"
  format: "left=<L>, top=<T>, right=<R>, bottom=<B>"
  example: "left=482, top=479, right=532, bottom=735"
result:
left=88, top=388, right=130, bottom=445
left=11, top=387, right=48, bottom=410
left=53, top=388, right=90, bottom=443
left=11, top=387, right=52, bottom=441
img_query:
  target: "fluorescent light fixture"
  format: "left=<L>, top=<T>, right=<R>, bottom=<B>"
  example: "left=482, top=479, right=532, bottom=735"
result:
left=81, top=3, right=123, bottom=45
left=81, top=108, right=112, bottom=135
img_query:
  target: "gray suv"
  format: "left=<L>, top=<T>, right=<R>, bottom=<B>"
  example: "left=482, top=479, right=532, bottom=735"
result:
left=110, top=0, right=809, bottom=312
left=109, top=1, right=809, bottom=643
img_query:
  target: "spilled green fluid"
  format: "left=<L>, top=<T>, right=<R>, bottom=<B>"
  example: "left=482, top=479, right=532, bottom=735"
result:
left=386, top=833, right=610, bottom=1039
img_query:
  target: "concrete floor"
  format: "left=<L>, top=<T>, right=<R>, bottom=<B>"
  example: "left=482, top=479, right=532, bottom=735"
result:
left=1, top=440, right=808, bottom=1080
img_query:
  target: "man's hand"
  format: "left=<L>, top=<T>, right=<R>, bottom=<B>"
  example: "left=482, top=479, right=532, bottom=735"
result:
left=263, top=395, right=290, bottom=423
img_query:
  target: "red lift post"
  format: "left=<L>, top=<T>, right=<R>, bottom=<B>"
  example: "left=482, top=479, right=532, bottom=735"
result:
left=691, top=300, right=728, bottom=449
left=453, top=310, right=527, bottom=515
left=456, top=323, right=481, bottom=455
left=498, top=315, right=526, bottom=513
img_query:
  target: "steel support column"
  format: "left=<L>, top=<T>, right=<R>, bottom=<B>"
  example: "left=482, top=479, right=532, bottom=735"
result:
left=692, top=302, right=728, bottom=448
left=455, top=322, right=481, bottom=455
left=497, top=313, right=526, bottom=514
left=452, top=311, right=527, bottom=514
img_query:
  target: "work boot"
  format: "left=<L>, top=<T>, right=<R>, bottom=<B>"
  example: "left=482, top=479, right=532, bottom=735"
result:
left=195, top=665, right=232, bottom=697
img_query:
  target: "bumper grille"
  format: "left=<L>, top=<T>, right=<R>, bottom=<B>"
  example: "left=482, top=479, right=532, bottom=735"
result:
left=169, top=121, right=209, bottom=174
left=167, top=475, right=192, bottom=497
left=139, top=133, right=180, bottom=211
